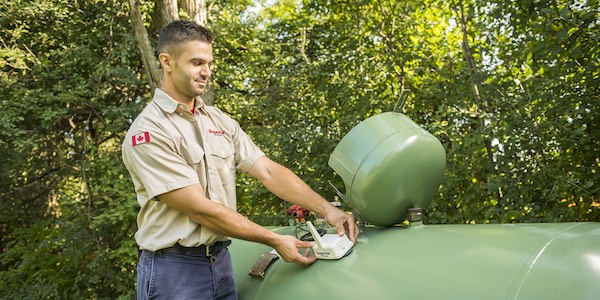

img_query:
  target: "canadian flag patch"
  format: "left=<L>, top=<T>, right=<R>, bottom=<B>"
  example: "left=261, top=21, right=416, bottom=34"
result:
left=132, top=132, right=151, bottom=146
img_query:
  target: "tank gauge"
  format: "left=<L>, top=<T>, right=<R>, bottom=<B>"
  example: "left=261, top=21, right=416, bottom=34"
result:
left=306, top=221, right=354, bottom=260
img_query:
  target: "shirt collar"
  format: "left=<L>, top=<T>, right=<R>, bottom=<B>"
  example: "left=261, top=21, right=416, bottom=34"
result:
left=153, top=88, right=206, bottom=114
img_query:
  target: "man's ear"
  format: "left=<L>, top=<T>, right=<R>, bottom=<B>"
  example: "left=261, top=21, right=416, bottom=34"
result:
left=158, top=53, right=172, bottom=72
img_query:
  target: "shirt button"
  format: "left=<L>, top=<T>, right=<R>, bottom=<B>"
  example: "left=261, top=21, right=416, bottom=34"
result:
left=194, top=155, right=200, bottom=160
left=178, top=112, right=183, bottom=116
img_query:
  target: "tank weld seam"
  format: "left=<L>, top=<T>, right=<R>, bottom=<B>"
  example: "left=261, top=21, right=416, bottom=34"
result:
left=509, top=223, right=583, bottom=299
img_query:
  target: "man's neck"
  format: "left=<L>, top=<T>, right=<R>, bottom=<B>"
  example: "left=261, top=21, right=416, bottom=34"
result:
left=160, top=85, right=195, bottom=111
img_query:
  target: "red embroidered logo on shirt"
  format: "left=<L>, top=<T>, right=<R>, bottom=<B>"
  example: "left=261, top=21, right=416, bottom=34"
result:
left=132, top=132, right=151, bottom=146
left=209, top=129, right=225, bottom=136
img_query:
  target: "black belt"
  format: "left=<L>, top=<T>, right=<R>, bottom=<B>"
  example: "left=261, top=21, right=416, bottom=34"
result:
left=158, top=240, right=231, bottom=256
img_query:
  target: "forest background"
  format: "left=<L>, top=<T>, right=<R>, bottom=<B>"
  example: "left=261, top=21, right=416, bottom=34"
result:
left=1, top=0, right=598, bottom=298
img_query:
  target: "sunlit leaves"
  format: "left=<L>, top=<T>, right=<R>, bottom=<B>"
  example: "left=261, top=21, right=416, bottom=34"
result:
left=1, top=0, right=598, bottom=297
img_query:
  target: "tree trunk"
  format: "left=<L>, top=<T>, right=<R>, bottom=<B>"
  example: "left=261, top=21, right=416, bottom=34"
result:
left=456, top=0, right=501, bottom=200
left=129, top=0, right=209, bottom=93
left=156, top=0, right=178, bottom=30
left=129, top=0, right=161, bottom=91
left=179, top=0, right=207, bottom=25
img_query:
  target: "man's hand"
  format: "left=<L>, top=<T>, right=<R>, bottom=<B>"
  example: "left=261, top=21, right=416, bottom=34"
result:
left=272, top=235, right=317, bottom=265
left=248, top=156, right=361, bottom=244
left=324, top=206, right=360, bottom=243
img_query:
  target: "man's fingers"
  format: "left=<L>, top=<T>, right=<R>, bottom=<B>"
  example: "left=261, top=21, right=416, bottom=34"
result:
left=275, top=236, right=318, bottom=265
left=333, top=215, right=359, bottom=243
left=347, top=222, right=356, bottom=243
left=337, top=225, right=345, bottom=237
left=292, top=245, right=316, bottom=265
left=296, top=254, right=317, bottom=265
left=297, top=240, right=315, bottom=249
left=348, top=215, right=359, bottom=243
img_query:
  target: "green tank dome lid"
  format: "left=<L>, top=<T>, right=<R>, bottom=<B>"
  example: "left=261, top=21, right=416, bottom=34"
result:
left=328, top=112, right=446, bottom=226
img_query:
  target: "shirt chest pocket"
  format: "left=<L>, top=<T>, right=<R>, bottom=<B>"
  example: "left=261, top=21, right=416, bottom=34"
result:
left=180, top=142, right=205, bottom=165
left=208, top=142, right=236, bottom=185
left=209, top=142, right=234, bottom=160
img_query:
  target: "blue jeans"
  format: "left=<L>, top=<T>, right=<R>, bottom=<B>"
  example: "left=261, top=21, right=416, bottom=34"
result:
left=137, top=248, right=237, bottom=300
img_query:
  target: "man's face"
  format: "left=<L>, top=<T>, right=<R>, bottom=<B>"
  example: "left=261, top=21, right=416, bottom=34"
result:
left=170, top=40, right=213, bottom=100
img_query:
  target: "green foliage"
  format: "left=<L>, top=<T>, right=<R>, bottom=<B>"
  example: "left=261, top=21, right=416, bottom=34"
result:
left=213, top=0, right=598, bottom=225
left=0, top=0, right=598, bottom=298
left=0, top=0, right=144, bottom=298
left=427, top=0, right=600, bottom=224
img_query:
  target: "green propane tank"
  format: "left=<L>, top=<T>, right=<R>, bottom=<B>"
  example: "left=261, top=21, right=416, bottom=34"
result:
left=328, top=111, right=446, bottom=226
left=228, top=109, right=600, bottom=300
left=231, top=222, right=600, bottom=300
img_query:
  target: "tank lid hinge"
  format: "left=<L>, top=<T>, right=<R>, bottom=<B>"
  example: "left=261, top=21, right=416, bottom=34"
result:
left=249, top=251, right=279, bottom=279
left=407, top=208, right=423, bottom=225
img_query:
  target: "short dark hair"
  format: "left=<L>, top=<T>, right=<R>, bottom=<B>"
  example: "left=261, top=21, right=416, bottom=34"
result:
left=156, top=20, right=213, bottom=58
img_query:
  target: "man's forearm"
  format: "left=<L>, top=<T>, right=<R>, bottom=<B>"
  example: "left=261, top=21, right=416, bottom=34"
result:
left=248, top=156, right=359, bottom=242
left=255, top=160, right=334, bottom=217
left=157, top=183, right=318, bottom=264
left=157, top=184, right=279, bottom=246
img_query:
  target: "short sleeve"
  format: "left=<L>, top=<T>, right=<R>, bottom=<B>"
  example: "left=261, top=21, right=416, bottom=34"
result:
left=231, top=120, right=265, bottom=172
left=122, top=121, right=199, bottom=200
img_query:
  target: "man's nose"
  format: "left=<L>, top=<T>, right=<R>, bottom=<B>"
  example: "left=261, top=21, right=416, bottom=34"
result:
left=200, top=64, right=211, bottom=78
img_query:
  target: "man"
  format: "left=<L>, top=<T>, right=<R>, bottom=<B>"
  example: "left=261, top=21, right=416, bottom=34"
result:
left=122, top=20, right=359, bottom=300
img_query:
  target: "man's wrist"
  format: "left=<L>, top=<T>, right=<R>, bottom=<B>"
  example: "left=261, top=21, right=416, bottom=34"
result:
left=261, top=230, right=283, bottom=249
left=322, top=203, right=341, bottom=221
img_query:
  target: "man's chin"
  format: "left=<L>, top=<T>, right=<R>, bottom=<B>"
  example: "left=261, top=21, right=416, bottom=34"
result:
left=195, top=85, right=207, bottom=95
left=190, top=87, right=206, bottom=96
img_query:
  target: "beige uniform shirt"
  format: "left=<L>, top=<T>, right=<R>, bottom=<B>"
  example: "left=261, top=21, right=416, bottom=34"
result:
left=122, top=89, right=265, bottom=251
